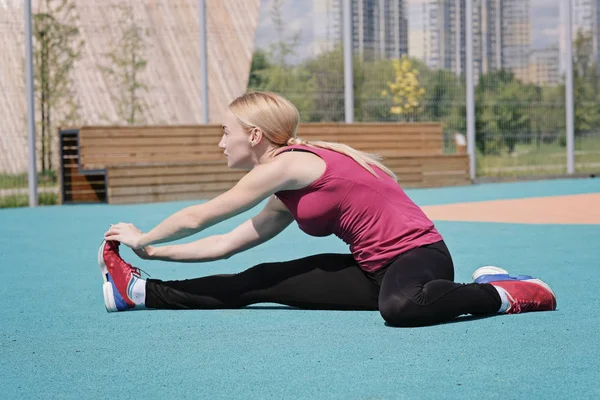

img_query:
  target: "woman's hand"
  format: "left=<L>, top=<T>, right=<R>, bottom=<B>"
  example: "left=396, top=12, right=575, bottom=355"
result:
left=104, top=222, right=145, bottom=249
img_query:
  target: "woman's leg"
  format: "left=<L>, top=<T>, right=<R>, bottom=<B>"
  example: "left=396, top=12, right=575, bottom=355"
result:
left=145, top=253, right=380, bottom=310
left=377, top=241, right=502, bottom=327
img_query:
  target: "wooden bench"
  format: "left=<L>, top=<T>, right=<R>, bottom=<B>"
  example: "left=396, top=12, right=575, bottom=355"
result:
left=76, top=123, right=446, bottom=170
left=59, top=123, right=470, bottom=205
left=106, top=161, right=246, bottom=204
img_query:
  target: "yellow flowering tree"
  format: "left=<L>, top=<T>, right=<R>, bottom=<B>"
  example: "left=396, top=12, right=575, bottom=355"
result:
left=381, top=55, right=425, bottom=120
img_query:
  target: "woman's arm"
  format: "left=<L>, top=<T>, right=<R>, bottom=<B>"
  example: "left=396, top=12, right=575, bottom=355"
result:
left=143, top=195, right=294, bottom=262
left=105, top=158, right=294, bottom=249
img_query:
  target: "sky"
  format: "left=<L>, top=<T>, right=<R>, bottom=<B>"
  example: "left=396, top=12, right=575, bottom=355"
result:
left=254, top=0, right=563, bottom=63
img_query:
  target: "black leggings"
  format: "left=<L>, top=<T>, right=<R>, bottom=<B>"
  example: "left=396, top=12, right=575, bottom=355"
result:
left=145, top=241, right=501, bottom=327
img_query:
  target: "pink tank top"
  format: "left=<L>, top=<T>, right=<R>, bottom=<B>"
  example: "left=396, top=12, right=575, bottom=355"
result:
left=274, top=145, right=444, bottom=272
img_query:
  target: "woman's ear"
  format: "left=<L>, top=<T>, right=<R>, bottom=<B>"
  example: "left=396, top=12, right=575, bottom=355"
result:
left=249, top=127, right=263, bottom=147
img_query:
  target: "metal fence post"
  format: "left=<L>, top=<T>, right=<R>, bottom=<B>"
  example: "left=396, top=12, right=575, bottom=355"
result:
left=466, top=0, right=476, bottom=180
left=342, top=0, right=354, bottom=123
left=565, top=0, right=575, bottom=174
left=24, top=0, right=38, bottom=206
left=198, top=0, right=209, bottom=124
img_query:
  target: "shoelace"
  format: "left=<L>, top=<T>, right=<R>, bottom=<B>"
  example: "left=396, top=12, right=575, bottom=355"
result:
left=516, top=299, right=538, bottom=312
left=125, top=261, right=151, bottom=278
left=507, top=293, right=539, bottom=313
left=110, top=243, right=151, bottom=278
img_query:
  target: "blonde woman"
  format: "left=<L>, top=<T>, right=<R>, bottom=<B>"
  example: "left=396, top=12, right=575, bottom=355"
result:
left=100, top=91, right=556, bottom=327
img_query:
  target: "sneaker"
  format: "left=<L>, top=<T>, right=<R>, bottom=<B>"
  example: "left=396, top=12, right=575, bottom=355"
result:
left=472, top=266, right=557, bottom=314
left=97, top=240, right=143, bottom=312
left=472, top=266, right=533, bottom=284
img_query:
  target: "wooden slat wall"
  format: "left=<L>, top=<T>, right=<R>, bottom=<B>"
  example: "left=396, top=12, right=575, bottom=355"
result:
left=79, top=125, right=225, bottom=170
left=66, top=122, right=469, bottom=205
left=59, top=132, right=106, bottom=204
left=106, top=154, right=470, bottom=204
left=107, top=161, right=245, bottom=204
left=79, top=123, right=445, bottom=170
left=298, top=123, right=444, bottom=155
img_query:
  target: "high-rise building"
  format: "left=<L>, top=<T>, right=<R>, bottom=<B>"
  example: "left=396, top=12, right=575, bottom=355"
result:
left=529, top=46, right=561, bottom=86
left=422, top=0, right=464, bottom=72
left=559, top=0, right=600, bottom=73
left=421, top=0, right=530, bottom=81
left=313, top=0, right=408, bottom=60
left=500, top=0, right=531, bottom=81
left=313, top=0, right=343, bottom=55
left=481, top=0, right=502, bottom=73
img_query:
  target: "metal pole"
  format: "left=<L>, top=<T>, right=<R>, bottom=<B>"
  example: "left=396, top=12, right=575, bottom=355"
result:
left=342, top=0, right=354, bottom=123
left=565, top=0, right=575, bottom=174
left=198, top=0, right=209, bottom=123
left=24, top=0, right=38, bottom=207
left=465, top=0, right=476, bottom=180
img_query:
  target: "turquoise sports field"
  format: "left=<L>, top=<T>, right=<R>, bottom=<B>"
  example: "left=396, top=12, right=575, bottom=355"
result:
left=1, top=178, right=599, bottom=399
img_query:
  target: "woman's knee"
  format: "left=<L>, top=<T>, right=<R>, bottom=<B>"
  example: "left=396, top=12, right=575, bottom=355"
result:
left=378, top=293, right=422, bottom=327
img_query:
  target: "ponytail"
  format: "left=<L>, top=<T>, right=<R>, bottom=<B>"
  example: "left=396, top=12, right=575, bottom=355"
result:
left=286, top=137, right=397, bottom=181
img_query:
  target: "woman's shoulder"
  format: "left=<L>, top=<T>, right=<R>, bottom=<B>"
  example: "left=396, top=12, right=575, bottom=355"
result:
left=269, top=147, right=327, bottom=190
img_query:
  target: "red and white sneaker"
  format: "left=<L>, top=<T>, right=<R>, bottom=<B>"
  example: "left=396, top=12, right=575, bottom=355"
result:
left=97, top=240, right=144, bottom=312
left=472, top=266, right=557, bottom=314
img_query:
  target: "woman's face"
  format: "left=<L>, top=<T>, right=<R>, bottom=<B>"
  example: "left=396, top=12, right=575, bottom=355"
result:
left=219, top=110, right=254, bottom=169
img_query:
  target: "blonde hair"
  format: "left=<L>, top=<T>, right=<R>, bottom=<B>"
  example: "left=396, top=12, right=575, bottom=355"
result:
left=228, top=91, right=397, bottom=180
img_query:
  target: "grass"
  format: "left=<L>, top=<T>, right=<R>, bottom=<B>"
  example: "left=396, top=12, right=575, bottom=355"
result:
left=0, top=171, right=57, bottom=189
left=477, top=135, right=600, bottom=177
left=0, top=192, right=58, bottom=208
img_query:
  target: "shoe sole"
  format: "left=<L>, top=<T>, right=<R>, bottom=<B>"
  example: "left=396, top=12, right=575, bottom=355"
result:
left=472, top=266, right=509, bottom=281
left=97, top=240, right=118, bottom=313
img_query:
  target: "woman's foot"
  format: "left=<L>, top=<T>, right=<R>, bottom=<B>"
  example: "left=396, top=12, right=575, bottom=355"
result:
left=97, top=240, right=146, bottom=312
left=472, top=266, right=557, bottom=314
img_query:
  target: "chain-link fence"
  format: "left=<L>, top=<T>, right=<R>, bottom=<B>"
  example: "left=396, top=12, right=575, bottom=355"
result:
left=475, top=0, right=566, bottom=177
left=2, top=0, right=600, bottom=207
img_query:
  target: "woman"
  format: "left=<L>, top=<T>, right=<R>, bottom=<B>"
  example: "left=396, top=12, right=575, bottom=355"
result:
left=100, top=91, right=556, bottom=327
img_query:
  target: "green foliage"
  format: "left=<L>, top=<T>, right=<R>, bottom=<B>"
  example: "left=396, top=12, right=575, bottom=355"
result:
left=474, top=70, right=542, bottom=154
left=301, top=46, right=347, bottom=121
left=573, top=30, right=600, bottom=134
left=0, top=192, right=58, bottom=208
left=98, top=4, right=151, bottom=125
left=33, top=0, right=84, bottom=172
left=356, top=59, right=396, bottom=121
left=381, top=55, right=426, bottom=119
left=248, top=49, right=272, bottom=89
left=0, top=174, right=28, bottom=189
left=247, top=0, right=316, bottom=120
left=419, top=67, right=465, bottom=132
left=246, top=25, right=600, bottom=160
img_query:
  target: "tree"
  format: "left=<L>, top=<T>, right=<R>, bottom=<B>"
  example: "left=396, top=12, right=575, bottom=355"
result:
left=355, top=59, right=396, bottom=122
left=99, top=4, right=151, bottom=125
left=381, top=55, right=426, bottom=121
left=572, top=30, right=600, bottom=135
left=412, top=63, right=466, bottom=132
left=268, top=0, right=299, bottom=68
left=474, top=70, right=539, bottom=154
left=33, top=0, right=84, bottom=173
left=530, top=85, right=565, bottom=147
left=301, top=45, right=346, bottom=121
left=248, top=49, right=272, bottom=89
left=253, top=0, right=315, bottom=120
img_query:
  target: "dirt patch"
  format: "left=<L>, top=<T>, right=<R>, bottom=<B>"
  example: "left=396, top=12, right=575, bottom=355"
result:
left=421, top=193, right=600, bottom=224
